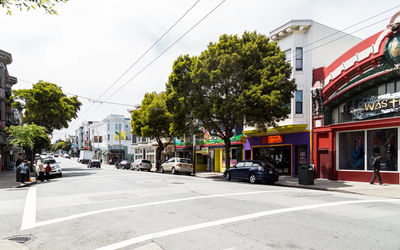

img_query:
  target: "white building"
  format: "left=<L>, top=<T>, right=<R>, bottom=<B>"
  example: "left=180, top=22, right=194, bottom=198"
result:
left=76, top=115, right=133, bottom=163
left=242, top=20, right=362, bottom=176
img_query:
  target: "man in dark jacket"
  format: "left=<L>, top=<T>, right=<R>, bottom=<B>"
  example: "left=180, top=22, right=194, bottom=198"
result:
left=370, top=151, right=382, bottom=185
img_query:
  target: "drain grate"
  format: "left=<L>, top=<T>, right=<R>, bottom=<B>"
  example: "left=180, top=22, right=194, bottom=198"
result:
left=7, top=235, right=32, bottom=244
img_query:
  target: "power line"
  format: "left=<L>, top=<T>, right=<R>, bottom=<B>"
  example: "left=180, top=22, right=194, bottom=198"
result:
left=102, top=0, right=227, bottom=104
left=71, top=0, right=201, bottom=126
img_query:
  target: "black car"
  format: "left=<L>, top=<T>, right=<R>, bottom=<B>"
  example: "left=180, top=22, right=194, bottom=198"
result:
left=224, top=160, right=279, bottom=184
left=87, top=160, right=101, bottom=168
left=117, top=160, right=132, bottom=170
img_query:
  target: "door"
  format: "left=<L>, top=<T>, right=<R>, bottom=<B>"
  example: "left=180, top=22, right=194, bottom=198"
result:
left=318, top=150, right=331, bottom=179
left=230, top=162, right=245, bottom=179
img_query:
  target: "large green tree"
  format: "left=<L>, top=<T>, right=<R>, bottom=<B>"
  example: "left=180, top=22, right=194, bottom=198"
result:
left=0, top=0, right=68, bottom=15
left=166, top=31, right=296, bottom=169
left=11, top=81, right=81, bottom=134
left=131, top=92, right=174, bottom=171
left=7, top=124, right=50, bottom=163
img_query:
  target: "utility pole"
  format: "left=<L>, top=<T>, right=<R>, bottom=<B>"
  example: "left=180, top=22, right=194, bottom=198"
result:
left=192, top=134, right=196, bottom=175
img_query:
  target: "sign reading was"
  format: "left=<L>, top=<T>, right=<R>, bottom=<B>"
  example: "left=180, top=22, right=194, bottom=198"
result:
left=351, top=92, right=400, bottom=120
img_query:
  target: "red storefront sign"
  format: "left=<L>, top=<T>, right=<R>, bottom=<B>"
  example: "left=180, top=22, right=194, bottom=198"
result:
left=261, top=135, right=283, bottom=144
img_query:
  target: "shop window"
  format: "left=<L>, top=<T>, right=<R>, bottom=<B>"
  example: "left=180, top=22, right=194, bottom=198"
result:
left=367, top=128, right=397, bottom=171
left=295, top=47, right=303, bottom=71
left=295, top=90, right=303, bottom=114
left=338, top=131, right=364, bottom=170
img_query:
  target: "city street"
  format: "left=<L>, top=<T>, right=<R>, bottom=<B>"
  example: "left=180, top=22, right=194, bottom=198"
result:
left=1, top=157, right=400, bottom=250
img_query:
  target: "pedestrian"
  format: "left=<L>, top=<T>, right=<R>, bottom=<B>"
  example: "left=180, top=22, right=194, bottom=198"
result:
left=45, top=162, right=51, bottom=181
left=18, top=160, right=28, bottom=184
left=370, top=150, right=383, bottom=185
left=37, top=161, right=45, bottom=183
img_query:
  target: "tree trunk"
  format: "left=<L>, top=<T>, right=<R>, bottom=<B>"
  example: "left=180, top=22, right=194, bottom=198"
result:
left=224, top=137, right=231, bottom=170
left=156, top=146, right=162, bottom=171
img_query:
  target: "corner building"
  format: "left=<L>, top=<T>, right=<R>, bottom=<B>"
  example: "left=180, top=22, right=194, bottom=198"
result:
left=243, top=19, right=361, bottom=176
left=312, top=13, right=400, bottom=184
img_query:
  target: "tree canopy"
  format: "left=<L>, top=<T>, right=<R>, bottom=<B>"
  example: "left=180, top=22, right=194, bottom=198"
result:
left=0, top=0, right=68, bottom=15
left=11, top=81, right=81, bottom=134
left=166, top=31, right=296, bottom=169
left=7, top=124, right=50, bottom=162
left=131, top=92, right=174, bottom=170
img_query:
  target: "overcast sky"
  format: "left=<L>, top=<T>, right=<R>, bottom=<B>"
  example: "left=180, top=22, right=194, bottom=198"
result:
left=1, top=0, right=399, bottom=141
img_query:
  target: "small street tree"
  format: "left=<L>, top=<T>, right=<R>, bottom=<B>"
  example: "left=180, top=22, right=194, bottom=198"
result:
left=7, top=124, right=50, bottom=163
left=131, top=92, right=174, bottom=171
left=166, top=31, right=296, bottom=169
left=11, top=81, right=81, bottom=134
left=0, top=0, right=68, bottom=15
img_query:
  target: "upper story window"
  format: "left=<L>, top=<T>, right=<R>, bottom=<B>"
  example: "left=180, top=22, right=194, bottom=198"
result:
left=107, top=123, right=110, bottom=131
left=295, top=90, right=303, bottom=114
left=284, top=49, right=292, bottom=63
left=296, top=47, right=303, bottom=71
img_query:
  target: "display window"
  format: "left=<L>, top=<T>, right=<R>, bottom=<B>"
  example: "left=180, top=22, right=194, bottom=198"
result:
left=367, top=128, right=398, bottom=171
left=338, top=128, right=398, bottom=171
left=338, top=131, right=365, bottom=170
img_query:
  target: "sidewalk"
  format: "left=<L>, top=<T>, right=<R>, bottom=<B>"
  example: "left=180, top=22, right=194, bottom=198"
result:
left=195, top=172, right=400, bottom=199
left=0, top=170, right=37, bottom=189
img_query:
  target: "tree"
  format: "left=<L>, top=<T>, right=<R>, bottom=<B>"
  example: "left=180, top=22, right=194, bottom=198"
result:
left=131, top=92, right=174, bottom=171
left=166, top=31, right=296, bottom=169
left=0, top=0, right=68, bottom=15
left=54, top=141, right=64, bottom=151
left=11, top=81, right=81, bottom=134
left=7, top=124, right=50, bottom=163
left=62, top=140, right=71, bottom=152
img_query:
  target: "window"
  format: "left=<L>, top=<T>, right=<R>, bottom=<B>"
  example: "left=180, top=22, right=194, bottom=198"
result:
left=295, top=47, right=303, bottom=71
left=284, top=49, right=291, bottom=63
left=367, top=128, right=397, bottom=171
left=107, top=134, right=110, bottom=140
left=295, top=90, right=303, bottom=114
left=107, top=124, right=110, bottom=131
left=339, top=131, right=365, bottom=170
left=235, top=162, right=245, bottom=168
left=115, top=123, right=118, bottom=130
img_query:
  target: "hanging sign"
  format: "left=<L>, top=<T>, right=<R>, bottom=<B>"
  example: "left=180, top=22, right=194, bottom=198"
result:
left=351, top=92, right=400, bottom=120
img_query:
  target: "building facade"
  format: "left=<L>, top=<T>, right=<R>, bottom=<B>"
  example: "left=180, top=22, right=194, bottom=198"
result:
left=243, top=20, right=361, bottom=176
left=0, top=49, right=19, bottom=171
left=312, top=12, right=400, bottom=184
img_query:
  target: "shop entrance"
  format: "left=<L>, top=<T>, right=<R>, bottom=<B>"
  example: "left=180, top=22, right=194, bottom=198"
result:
left=253, top=145, right=292, bottom=175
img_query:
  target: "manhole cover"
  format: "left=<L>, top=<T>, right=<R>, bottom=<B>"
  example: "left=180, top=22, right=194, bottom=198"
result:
left=171, top=181, right=184, bottom=184
left=7, top=235, right=33, bottom=244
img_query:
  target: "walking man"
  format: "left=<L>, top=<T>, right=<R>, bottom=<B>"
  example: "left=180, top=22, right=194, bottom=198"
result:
left=45, top=162, right=51, bottom=181
left=370, top=151, right=382, bottom=185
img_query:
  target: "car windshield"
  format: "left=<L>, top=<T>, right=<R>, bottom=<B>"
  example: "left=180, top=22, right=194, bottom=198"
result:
left=43, top=159, right=56, bottom=164
left=142, top=160, right=151, bottom=164
left=179, top=158, right=191, bottom=163
left=121, top=161, right=128, bottom=164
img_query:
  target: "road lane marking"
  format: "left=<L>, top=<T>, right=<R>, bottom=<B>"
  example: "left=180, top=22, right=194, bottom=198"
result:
left=34, top=190, right=288, bottom=228
left=95, top=198, right=400, bottom=250
left=20, top=186, right=37, bottom=230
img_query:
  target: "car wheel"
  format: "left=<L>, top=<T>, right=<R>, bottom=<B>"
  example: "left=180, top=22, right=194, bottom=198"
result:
left=226, top=172, right=231, bottom=181
left=160, top=167, right=164, bottom=173
left=59, top=173, right=62, bottom=177
left=137, top=167, right=140, bottom=171
left=171, top=167, right=176, bottom=175
left=249, top=174, right=257, bottom=184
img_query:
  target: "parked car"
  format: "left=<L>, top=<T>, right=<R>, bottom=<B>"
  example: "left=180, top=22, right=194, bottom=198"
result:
left=64, top=154, right=70, bottom=159
left=87, top=159, right=101, bottom=168
left=224, top=160, right=278, bottom=184
left=42, top=158, right=62, bottom=177
left=160, top=157, right=193, bottom=174
left=130, top=159, right=152, bottom=171
left=117, top=160, right=132, bottom=170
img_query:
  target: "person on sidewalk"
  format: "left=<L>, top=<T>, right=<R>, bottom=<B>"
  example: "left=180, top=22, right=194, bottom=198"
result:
left=37, top=161, right=45, bottom=183
left=17, top=160, right=28, bottom=184
left=370, top=151, right=382, bottom=185
left=45, top=162, right=51, bottom=181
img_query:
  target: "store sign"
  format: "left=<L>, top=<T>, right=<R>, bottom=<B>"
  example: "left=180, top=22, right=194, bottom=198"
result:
left=351, top=92, right=400, bottom=120
left=262, top=135, right=283, bottom=144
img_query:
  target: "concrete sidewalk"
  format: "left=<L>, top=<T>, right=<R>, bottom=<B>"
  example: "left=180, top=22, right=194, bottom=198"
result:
left=195, top=172, right=400, bottom=199
left=0, top=170, right=37, bottom=189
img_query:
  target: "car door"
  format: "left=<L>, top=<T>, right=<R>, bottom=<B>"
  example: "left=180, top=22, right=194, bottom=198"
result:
left=239, top=161, right=253, bottom=179
left=164, top=158, right=175, bottom=171
left=230, top=162, right=244, bottom=179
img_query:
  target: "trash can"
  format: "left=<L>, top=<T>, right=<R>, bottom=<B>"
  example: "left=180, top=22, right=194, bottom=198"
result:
left=298, top=164, right=314, bottom=185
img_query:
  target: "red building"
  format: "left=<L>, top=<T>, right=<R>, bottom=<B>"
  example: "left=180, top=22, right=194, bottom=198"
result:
left=312, top=12, right=400, bottom=184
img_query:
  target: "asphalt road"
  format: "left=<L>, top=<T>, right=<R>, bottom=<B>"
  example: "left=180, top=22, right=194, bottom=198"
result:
left=1, top=157, right=400, bottom=250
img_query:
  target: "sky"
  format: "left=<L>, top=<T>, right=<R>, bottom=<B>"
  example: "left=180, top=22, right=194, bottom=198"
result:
left=1, top=0, right=400, bottom=142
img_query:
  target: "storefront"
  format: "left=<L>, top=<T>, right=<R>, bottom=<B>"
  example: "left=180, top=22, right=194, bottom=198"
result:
left=243, top=125, right=310, bottom=176
left=312, top=12, right=400, bottom=184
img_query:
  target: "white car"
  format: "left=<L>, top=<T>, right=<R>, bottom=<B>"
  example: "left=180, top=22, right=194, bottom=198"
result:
left=160, top=157, right=193, bottom=174
left=43, top=158, right=62, bottom=177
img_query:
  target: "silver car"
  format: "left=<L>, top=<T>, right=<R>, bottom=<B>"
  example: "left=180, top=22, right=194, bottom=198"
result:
left=160, top=157, right=193, bottom=174
left=130, top=159, right=152, bottom=171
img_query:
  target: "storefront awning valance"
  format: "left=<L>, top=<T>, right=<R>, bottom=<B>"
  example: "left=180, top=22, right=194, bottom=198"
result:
left=243, top=124, right=308, bottom=137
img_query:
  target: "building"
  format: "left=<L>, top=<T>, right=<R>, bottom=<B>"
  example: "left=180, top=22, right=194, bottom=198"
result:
left=0, top=49, right=19, bottom=171
left=312, top=12, right=400, bottom=184
left=242, top=20, right=361, bottom=176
